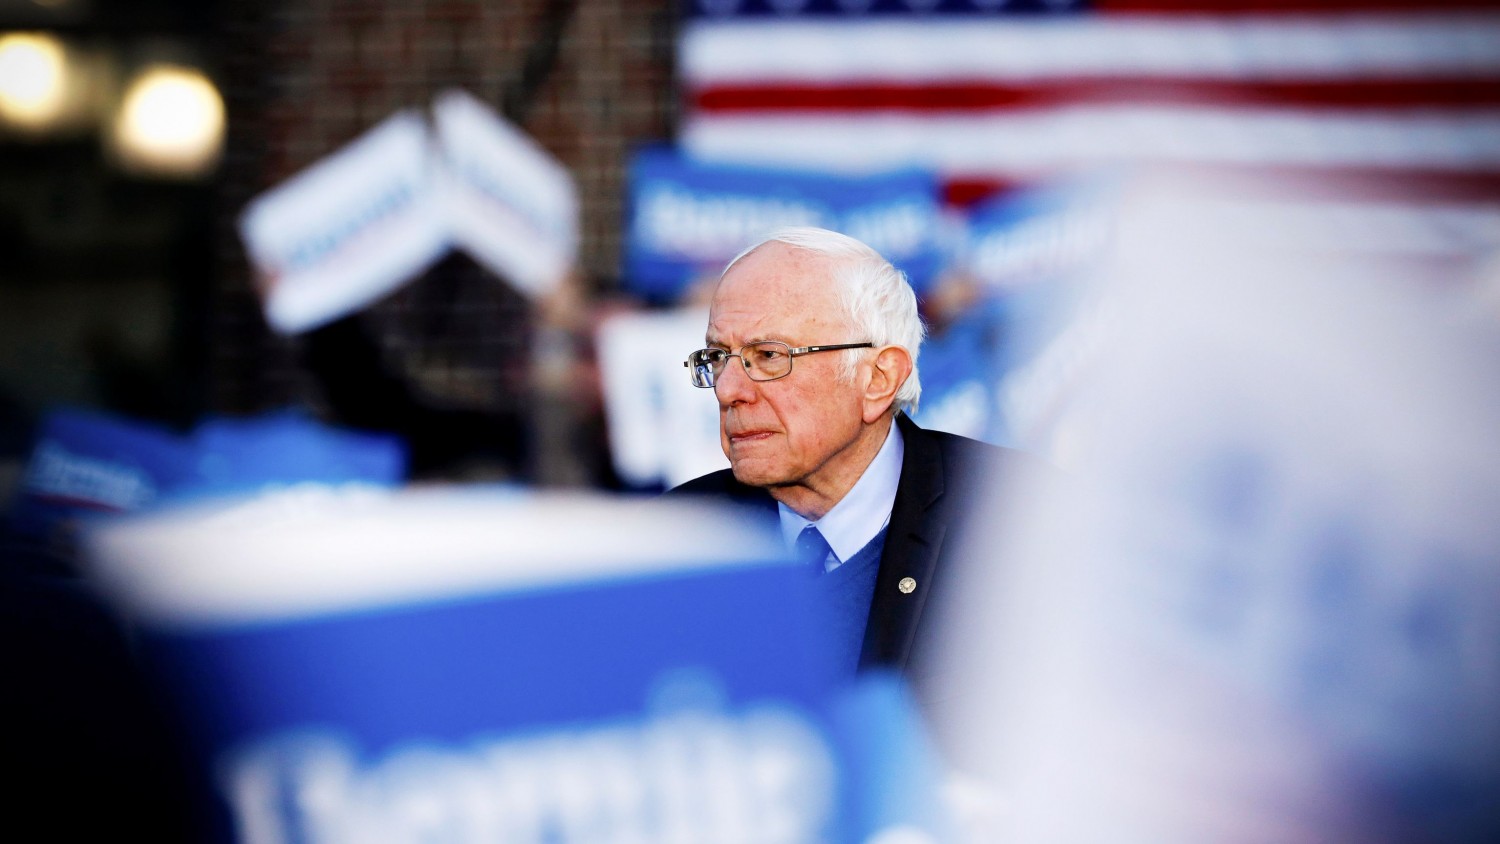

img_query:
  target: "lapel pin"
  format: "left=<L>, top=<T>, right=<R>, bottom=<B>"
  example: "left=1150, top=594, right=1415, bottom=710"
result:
left=898, top=577, right=916, bottom=594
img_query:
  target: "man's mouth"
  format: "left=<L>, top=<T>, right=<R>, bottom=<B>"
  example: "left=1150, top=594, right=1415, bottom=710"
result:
left=728, top=430, right=774, bottom=444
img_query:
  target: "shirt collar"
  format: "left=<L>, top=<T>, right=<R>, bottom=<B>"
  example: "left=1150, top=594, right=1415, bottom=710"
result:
left=778, top=420, right=905, bottom=567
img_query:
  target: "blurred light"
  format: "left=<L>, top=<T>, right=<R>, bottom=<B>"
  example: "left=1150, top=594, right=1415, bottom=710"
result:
left=112, top=64, right=224, bottom=178
left=0, top=32, right=67, bottom=129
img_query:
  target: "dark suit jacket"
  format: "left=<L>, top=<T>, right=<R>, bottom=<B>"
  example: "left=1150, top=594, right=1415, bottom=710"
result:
left=665, top=412, right=1025, bottom=678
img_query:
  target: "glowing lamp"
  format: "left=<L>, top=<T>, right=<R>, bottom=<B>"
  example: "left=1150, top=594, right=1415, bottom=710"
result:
left=0, top=32, right=68, bottom=130
left=112, top=64, right=225, bottom=178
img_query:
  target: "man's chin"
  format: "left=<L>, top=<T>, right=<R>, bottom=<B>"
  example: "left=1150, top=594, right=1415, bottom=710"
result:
left=729, top=461, right=787, bottom=489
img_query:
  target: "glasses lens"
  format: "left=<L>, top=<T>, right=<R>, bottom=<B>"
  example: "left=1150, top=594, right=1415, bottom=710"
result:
left=743, top=342, right=792, bottom=381
left=688, top=349, right=723, bottom=387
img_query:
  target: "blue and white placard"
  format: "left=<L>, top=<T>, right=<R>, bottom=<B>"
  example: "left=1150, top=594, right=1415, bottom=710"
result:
left=960, top=174, right=1117, bottom=292
left=625, top=147, right=944, bottom=301
left=595, top=306, right=728, bottom=489
left=238, top=111, right=449, bottom=334
left=239, top=91, right=581, bottom=334
left=82, top=488, right=951, bottom=843
left=433, top=89, right=578, bottom=299
left=10, top=408, right=197, bottom=537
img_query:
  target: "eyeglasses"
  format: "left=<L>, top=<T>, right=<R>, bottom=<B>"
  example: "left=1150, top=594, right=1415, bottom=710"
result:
left=684, top=341, right=873, bottom=388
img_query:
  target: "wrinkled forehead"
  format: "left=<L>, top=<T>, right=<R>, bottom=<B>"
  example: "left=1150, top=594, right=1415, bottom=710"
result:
left=707, top=244, right=849, bottom=343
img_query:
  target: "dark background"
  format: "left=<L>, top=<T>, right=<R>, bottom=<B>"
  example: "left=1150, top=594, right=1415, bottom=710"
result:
left=0, top=0, right=678, bottom=499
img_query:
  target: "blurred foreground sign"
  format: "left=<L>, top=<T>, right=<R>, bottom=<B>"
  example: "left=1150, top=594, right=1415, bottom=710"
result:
left=83, top=489, right=948, bottom=843
left=925, top=175, right=1500, bottom=843
left=239, top=90, right=577, bottom=334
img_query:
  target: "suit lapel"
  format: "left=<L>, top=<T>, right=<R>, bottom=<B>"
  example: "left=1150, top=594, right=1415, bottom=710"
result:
left=859, top=413, right=947, bottom=670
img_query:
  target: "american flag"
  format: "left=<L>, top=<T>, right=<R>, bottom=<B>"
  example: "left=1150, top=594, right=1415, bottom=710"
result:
left=677, top=0, right=1500, bottom=208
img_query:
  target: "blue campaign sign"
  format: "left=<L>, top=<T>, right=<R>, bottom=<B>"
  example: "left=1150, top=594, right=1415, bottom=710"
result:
left=933, top=174, right=1122, bottom=455
left=625, top=146, right=944, bottom=301
left=911, top=302, right=1009, bottom=447
left=961, top=172, right=1119, bottom=293
left=83, top=491, right=953, bottom=842
left=6, top=408, right=409, bottom=539
left=9, top=408, right=198, bottom=537
left=186, top=410, right=406, bottom=499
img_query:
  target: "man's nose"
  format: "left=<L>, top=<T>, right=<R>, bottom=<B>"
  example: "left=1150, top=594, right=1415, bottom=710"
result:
left=713, top=357, right=758, bottom=405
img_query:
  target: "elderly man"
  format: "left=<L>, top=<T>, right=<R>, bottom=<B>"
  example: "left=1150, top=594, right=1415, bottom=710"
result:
left=668, top=226, right=1027, bottom=679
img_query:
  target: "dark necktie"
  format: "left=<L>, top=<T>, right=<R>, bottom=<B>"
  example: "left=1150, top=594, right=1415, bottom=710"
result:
left=794, top=525, right=832, bottom=575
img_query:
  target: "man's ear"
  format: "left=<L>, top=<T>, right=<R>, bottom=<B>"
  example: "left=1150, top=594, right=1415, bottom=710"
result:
left=862, top=345, right=913, bottom=423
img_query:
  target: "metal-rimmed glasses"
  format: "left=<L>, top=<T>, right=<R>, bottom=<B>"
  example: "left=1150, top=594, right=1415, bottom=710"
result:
left=684, top=341, right=873, bottom=388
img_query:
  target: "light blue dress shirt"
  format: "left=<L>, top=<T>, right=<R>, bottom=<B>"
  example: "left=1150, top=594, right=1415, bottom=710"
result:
left=778, top=421, right=905, bottom=573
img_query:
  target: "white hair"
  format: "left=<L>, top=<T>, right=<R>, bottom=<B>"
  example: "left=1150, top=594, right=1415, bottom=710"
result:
left=723, top=226, right=926, bottom=414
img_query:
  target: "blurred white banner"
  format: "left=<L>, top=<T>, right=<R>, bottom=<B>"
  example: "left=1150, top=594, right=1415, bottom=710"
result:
left=928, top=173, right=1500, bottom=844
left=239, top=110, right=448, bottom=334
left=596, top=307, right=727, bottom=489
left=238, top=90, right=577, bottom=335
left=433, top=89, right=578, bottom=300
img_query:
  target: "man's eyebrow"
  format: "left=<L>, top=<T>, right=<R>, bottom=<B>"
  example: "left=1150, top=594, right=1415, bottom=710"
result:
left=704, top=333, right=784, bottom=348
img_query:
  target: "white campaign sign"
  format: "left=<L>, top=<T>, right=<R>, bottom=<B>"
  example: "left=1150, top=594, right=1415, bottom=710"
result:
left=433, top=89, right=578, bottom=299
left=238, top=91, right=578, bottom=335
left=596, top=307, right=727, bottom=489
left=238, top=111, right=449, bottom=334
